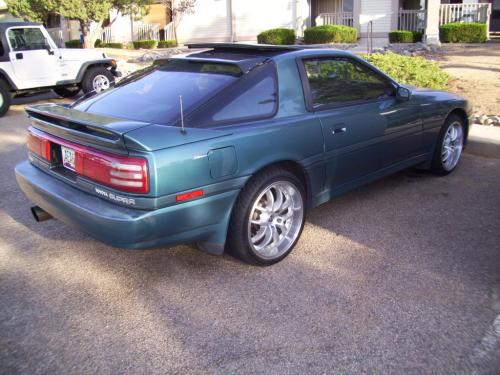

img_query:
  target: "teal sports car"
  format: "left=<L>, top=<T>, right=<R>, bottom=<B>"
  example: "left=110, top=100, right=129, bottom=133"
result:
left=15, top=43, right=470, bottom=265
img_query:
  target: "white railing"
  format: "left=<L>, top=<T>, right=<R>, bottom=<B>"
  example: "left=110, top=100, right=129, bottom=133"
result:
left=163, top=22, right=175, bottom=41
left=439, top=3, right=491, bottom=27
left=135, top=23, right=160, bottom=41
left=46, top=27, right=65, bottom=47
left=101, top=27, right=113, bottom=43
left=398, top=10, right=426, bottom=32
left=316, top=12, right=354, bottom=28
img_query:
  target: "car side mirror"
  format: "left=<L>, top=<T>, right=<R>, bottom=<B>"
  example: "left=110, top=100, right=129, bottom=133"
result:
left=396, top=87, right=411, bottom=101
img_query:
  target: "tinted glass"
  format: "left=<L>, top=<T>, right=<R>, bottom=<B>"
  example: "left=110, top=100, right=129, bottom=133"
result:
left=75, top=60, right=242, bottom=125
left=189, top=61, right=278, bottom=127
left=8, top=28, right=47, bottom=51
left=303, top=58, right=394, bottom=107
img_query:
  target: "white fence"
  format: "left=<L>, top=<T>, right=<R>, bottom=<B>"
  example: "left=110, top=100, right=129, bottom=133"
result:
left=440, top=3, right=491, bottom=36
left=398, top=10, right=426, bottom=32
left=134, top=23, right=160, bottom=41
left=163, top=22, right=175, bottom=41
left=316, top=12, right=354, bottom=28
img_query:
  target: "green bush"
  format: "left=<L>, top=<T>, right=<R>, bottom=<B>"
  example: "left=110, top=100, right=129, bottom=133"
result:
left=101, top=42, right=124, bottom=49
left=304, top=25, right=357, bottom=44
left=257, top=28, right=296, bottom=45
left=65, top=39, right=82, bottom=48
left=439, top=22, right=487, bottom=43
left=157, top=40, right=177, bottom=48
left=94, top=39, right=102, bottom=48
left=132, top=40, right=158, bottom=49
left=388, top=30, right=423, bottom=43
left=364, top=52, right=450, bottom=90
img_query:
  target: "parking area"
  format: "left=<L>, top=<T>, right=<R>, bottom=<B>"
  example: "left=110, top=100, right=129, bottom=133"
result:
left=1, top=97, right=499, bottom=374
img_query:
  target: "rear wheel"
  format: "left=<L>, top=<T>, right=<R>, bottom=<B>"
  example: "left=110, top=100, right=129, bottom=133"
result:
left=226, top=168, right=306, bottom=266
left=81, top=67, right=114, bottom=95
left=430, top=114, right=465, bottom=175
left=0, top=80, right=12, bottom=117
left=54, top=86, right=80, bottom=98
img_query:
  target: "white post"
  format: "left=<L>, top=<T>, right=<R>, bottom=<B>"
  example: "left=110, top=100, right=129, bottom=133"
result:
left=425, top=0, right=441, bottom=45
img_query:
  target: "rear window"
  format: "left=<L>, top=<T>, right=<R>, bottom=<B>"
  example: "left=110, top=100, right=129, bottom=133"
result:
left=75, top=60, right=242, bottom=125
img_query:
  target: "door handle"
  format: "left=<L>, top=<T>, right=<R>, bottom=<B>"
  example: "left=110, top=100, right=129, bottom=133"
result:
left=331, top=127, right=346, bottom=135
left=15, top=52, right=23, bottom=60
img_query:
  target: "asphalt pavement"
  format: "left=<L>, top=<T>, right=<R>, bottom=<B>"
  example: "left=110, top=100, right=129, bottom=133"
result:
left=1, top=96, right=499, bottom=374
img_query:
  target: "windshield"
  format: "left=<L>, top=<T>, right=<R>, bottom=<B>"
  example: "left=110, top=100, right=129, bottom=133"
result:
left=74, top=60, right=242, bottom=125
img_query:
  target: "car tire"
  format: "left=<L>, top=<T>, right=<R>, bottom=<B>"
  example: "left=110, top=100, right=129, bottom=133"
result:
left=226, top=168, right=306, bottom=266
left=81, top=66, right=114, bottom=95
left=430, top=114, right=465, bottom=175
left=54, top=86, right=81, bottom=98
left=0, top=79, right=12, bottom=117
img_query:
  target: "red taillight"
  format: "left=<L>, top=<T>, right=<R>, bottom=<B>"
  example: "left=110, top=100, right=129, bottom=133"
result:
left=27, top=129, right=149, bottom=194
left=27, top=132, right=51, bottom=161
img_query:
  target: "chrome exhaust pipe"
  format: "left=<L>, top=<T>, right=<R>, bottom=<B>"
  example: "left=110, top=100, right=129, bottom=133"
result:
left=30, top=206, right=53, bottom=222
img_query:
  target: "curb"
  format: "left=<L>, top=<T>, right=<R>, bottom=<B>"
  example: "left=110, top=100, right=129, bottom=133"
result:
left=465, top=124, right=500, bottom=159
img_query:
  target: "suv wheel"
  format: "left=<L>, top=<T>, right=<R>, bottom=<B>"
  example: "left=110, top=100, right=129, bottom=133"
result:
left=226, top=168, right=306, bottom=266
left=54, top=86, right=80, bottom=98
left=0, top=80, right=12, bottom=117
left=81, top=67, right=114, bottom=95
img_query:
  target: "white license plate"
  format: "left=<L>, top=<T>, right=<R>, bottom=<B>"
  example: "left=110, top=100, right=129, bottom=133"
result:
left=61, top=146, right=76, bottom=171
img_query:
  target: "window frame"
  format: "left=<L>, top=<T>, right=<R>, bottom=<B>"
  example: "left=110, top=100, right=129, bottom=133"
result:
left=296, top=55, right=399, bottom=112
left=185, top=60, right=280, bottom=129
left=6, top=26, right=53, bottom=52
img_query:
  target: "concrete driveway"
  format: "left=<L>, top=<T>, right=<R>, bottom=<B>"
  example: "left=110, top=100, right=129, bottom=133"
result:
left=1, top=97, right=499, bottom=374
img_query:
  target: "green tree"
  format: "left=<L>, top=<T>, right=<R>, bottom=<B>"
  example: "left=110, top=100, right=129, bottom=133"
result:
left=6, top=0, right=153, bottom=48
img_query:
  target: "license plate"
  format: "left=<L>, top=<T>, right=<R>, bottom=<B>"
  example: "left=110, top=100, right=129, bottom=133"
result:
left=61, top=146, right=76, bottom=171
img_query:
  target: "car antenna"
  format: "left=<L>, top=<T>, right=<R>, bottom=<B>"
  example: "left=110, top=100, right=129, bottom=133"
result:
left=179, top=95, right=187, bottom=135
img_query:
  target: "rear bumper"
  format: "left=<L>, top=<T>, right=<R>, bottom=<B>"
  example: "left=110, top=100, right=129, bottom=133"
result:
left=15, top=160, right=238, bottom=253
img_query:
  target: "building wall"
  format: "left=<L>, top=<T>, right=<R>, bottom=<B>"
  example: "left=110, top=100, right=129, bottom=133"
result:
left=359, top=0, right=393, bottom=34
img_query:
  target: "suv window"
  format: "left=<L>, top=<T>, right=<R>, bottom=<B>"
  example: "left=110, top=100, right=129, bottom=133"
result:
left=75, top=60, right=242, bottom=125
left=303, top=57, right=395, bottom=108
left=189, top=61, right=278, bottom=127
left=8, top=28, right=48, bottom=51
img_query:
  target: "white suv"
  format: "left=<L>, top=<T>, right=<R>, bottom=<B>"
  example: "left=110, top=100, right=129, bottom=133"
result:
left=0, top=22, right=121, bottom=116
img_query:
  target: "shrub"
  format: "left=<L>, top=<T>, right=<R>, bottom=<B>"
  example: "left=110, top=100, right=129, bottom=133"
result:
left=364, top=52, right=450, bottom=90
left=65, top=39, right=81, bottom=48
left=304, top=25, right=357, bottom=44
left=439, top=22, right=487, bottom=43
left=157, top=40, right=177, bottom=48
left=132, top=40, right=158, bottom=49
left=94, top=39, right=102, bottom=48
left=388, top=30, right=423, bottom=43
left=101, top=42, right=124, bottom=49
left=257, top=28, right=296, bottom=45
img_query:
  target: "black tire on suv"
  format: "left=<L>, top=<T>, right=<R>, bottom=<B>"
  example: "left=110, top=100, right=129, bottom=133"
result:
left=0, top=79, right=12, bottom=117
left=81, top=66, right=115, bottom=95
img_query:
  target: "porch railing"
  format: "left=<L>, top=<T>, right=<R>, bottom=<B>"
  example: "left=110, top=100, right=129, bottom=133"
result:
left=163, top=22, right=175, bottom=41
left=439, top=3, right=491, bottom=34
left=316, top=12, right=354, bottom=28
left=398, top=10, right=426, bottom=32
left=101, top=27, right=113, bottom=43
left=135, top=23, right=160, bottom=41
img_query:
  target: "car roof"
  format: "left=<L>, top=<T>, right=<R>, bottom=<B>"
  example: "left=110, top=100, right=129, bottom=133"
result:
left=184, top=43, right=352, bottom=72
left=0, top=22, right=41, bottom=31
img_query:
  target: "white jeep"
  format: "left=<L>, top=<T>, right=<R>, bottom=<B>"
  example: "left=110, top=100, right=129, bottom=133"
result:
left=0, top=22, right=121, bottom=117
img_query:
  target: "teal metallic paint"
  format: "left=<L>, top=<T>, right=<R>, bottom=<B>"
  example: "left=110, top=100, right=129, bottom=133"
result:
left=15, top=46, right=470, bottom=254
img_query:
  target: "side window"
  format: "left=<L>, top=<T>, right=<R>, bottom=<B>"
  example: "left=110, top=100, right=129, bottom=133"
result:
left=303, top=58, right=395, bottom=108
left=8, top=28, right=47, bottom=52
left=191, top=62, right=278, bottom=127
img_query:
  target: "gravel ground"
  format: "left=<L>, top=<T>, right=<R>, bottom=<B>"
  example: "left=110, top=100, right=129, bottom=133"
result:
left=1, top=98, right=500, bottom=374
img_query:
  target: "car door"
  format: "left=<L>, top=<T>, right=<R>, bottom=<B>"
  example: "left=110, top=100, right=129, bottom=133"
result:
left=299, top=56, right=422, bottom=190
left=7, top=26, right=59, bottom=88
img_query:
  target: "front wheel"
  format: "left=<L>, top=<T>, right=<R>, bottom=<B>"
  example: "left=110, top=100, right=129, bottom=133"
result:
left=430, top=114, right=465, bottom=175
left=226, top=168, right=306, bottom=266
left=81, top=67, right=114, bottom=95
left=0, top=79, right=12, bottom=117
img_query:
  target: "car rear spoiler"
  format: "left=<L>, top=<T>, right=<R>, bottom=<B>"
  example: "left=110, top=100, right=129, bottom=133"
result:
left=25, top=104, right=151, bottom=154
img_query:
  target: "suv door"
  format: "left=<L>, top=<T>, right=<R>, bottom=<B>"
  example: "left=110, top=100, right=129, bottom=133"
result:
left=299, top=56, right=422, bottom=191
left=7, top=26, right=58, bottom=88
